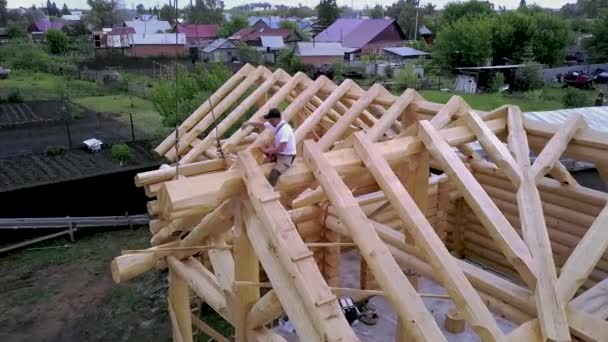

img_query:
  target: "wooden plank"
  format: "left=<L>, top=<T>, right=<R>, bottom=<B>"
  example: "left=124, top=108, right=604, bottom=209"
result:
left=418, top=120, right=536, bottom=288
left=352, top=132, right=505, bottom=341
left=302, top=140, right=447, bottom=342
left=466, top=110, right=522, bottom=187
left=530, top=114, right=585, bottom=182
left=571, top=279, right=608, bottom=319
left=555, top=204, right=608, bottom=303
left=169, top=270, right=193, bottom=342
left=237, top=151, right=358, bottom=341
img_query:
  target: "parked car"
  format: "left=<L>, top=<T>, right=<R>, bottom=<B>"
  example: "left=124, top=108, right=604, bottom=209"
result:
left=563, top=70, right=594, bottom=89
left=592, top=69, right=608, bottom=84
left=0, top=67, right=11, bottom=79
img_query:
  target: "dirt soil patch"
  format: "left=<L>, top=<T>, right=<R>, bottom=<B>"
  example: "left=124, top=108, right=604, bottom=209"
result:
left=0, top=228, right=171, bottom=342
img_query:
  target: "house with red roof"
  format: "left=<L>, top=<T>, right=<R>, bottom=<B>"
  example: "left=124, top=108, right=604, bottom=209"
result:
left=314, top=18, right=406, bottom=55
left=176, top=23, right=219, bottom=48
left=27, top=19, right=65, bottom=33
left=228, top=27, right=302, bottom=47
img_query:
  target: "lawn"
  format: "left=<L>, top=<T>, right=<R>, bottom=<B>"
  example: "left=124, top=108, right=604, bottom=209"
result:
left=0, top=70, right=108, bottom=101
left=74, top=95, right=164, bottom=136
left=419, top=89, right=565, bottom=112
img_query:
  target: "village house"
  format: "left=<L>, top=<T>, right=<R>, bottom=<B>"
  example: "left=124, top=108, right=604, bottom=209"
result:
left=124, top=19, right=171, bottom=35
left=314, top=18, right=406, bottom=55
left=202, top=39, right=238, bottom=63
left=294, top=41, right=357, bottom=66
left=175, top=23, right=219, bottom=48
left=382, top=46, right=429, bottom=63
left=130, top=33, right=187, bottom=57
left=228, top=27, right=302, bottom=47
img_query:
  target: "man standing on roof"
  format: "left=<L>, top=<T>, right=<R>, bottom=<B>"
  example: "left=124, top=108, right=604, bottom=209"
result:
left=243, top=108, right=296, bottom=187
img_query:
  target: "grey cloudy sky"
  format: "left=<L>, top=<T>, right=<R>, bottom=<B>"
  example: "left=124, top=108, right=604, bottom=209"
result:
left=7, top=0, right=575, bottom=11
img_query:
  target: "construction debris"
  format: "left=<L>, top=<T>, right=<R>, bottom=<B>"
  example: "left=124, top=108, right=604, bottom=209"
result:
left=112, top=64, right=608, bottom=341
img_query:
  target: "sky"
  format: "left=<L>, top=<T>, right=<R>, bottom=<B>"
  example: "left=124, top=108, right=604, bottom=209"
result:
left=7, top=0, right=575, bottom=11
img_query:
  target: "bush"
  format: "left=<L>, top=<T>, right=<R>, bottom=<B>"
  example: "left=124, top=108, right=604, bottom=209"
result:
left=111, top=143, right=131, bottom=165
left=395, top=64, right=418, bottom=91
left=0, top=40, right=50, bottom=72
left=277, top=48, right=302, bottom=74
left=513, top=63, right=544, bottom=91
left=526, top=89, right=543, bottom=101
left=46, top=29, right=69, bottom=54
left=385, top=65, right=395, bottom=79
left=45, top=145, right=67, bottom=156
left=562, top=89, right=592, bottom=108
left=487, top=72, right=505, bottom=93
left=7, top=91, right=24, bottom=103
left=6, top=22, right=26, bottom=39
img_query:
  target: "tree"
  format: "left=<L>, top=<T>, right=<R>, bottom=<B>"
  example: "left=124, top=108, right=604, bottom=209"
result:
left=586, top=12, right=608, bottom=57
left=85, top=0, right=124, bottom=29
left=159, top=2, right=176, bottom=25
left=316, top=0, right=340, bottom=28
left=218, top=16, right=247, bottom=38
left=441, top=0, right=494, bottom=24
left=185, top=0, right=223, bottom=24
left=61, top=3, right=70, bottom=15
left=236, top=42, right=260, bottom=63
left=111, top=144, right=131, bottom=166
left=6, top=22, right=26, bottom=38
left=519, top=0, right=526, bottom=8
left=280, top=20, right=310, bottom=41
left=0, top=0, right=7, bottom=26
left=277, top=48, right=302, bottom=74
left=367, top=4, right=384, bottom=19
left=152, top=6, right=159, bottom=15
left=433, top=15, right=494, bottom=67
left=46, top=29, right=69, bottom=54
left=136, top=3, right=146, bottom=14
left=386, top=0, right=421, bottom=40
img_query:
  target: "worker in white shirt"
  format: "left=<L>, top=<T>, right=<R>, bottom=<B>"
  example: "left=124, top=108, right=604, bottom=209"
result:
left=243, top=108, right=296, bottom=186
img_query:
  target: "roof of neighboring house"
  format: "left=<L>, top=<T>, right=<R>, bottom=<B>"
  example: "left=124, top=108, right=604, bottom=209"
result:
left=31, top=20, right=64, bottom=32
left=314, top=18, right=405, bottom=49
left=61, top=14, right=82, bottom=21
left=383, top=47, right=429, bottom=57
left=248, top=16, right=282, bottom=29
left=130, top=14, right=158, bottom=21
left=109, top=27, right=136, bottom=35
left=202, top=38, right=237, bottom=53
left=229, top=28, right=292, bottom=41
left=176, top=24, right=219, bottom=39
left=419, top=25, right=432, bottom=36
left=295, top=42, right=357, bottom=57
left=132, top=33, right=186, bottom=45
left=124, top=20, right=171, bottom=35
left=261, top=36, right=284, bottom=49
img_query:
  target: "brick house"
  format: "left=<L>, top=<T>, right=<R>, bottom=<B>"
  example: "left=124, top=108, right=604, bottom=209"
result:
left=176, top=23, right=219, bottom=48
left=313, top=18, right=406, bottom=55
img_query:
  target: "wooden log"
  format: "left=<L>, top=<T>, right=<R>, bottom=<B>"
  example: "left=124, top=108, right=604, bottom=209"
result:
left=191, top=314, right=231, bottom=342
left=445, top=309, right=465, bottom=334
left=169, top=270, right=193, bottom=342
left=155, top=64, right=254, bottom=156
left=419, top=120, right=536, bottom=288
left=303, top=140, right=446, bottom=341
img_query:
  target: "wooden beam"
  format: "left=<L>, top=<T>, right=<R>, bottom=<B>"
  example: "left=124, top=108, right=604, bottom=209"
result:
left=530, top=114, right=586, bottom=182
left=191, top=314, right=231, bottom=342
left=352, top=132, right=505, bottom=341
left=418, top=120, right=536, bottom=288
left=570, top=279, right=608, bottom=319
left=466, top=110, right=522, bottom=187
left=555, top=204, right=608, bottom=303
left=365, top=89, right=417, bottom=142
left=237, top=151, right=358, bottom=341
left=169, top=270, right=193, bottom=342
left=302, top=140, right=447, bottom=342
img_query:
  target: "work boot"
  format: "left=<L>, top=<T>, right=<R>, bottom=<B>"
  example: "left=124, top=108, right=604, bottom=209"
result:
left=268, top=169, right=281, bottom=187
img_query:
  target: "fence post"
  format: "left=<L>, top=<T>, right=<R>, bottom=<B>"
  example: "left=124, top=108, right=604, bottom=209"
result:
left=65, top=120, right=72, bottom=149
left=67, top=216, right=75, bottom=242
left=129, top=112, right=135, bottom=142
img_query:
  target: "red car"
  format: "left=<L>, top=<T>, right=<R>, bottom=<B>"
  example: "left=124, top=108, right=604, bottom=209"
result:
left=562, top=71, right=594, bottom=89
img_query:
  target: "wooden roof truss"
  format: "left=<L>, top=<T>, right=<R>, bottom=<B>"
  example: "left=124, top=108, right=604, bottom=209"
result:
left=112, top=64, right=608, bottom=341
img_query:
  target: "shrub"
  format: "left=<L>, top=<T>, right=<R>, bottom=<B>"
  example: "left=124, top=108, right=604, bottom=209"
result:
left=6, top=22, right=26, bottom=39
left=277, top=48, right=302, bottom=74
left=0, top=40, right=50, bottom=72
left=111, top=143, right=131, bottom=165
left=395, top=64, right=417, bottom=91
left=45, top=145, right=67, bottom=156
left=562, top=89, right=592, bottom=108
left=487, top=72, right=505, bottom=93
left=385, top=65, right=395, bottom=79
left=7, top=91, right=24, bottom=103
left=526, top=89, right=543, bottom=101
left=46, top=29, right=69, bottom=54
left=513, top=63, right=544, bottom=91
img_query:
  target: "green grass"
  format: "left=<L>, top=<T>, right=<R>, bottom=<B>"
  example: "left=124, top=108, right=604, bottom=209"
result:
left=420, top=89, right=564, bottom=112
left=74, top=95, right=164, bottom=135
left=0, top=70, right=110, bottom=100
